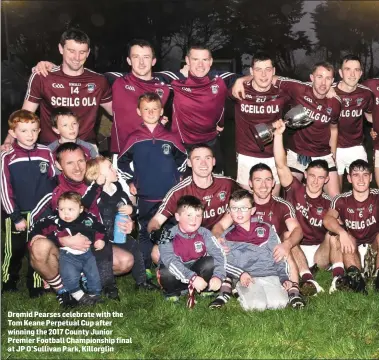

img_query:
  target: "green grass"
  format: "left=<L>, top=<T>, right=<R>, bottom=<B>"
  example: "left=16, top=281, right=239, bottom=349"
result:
left=2, top=270, right=379, bottom=359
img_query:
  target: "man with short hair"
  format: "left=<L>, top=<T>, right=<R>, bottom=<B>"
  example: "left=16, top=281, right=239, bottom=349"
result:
left=231, top=52, right=291, bottom=195
left=147, top=144, right=238, bottom=263
left=29, top=143, right=134, bottom=307
left=323, top=160, right=379, bottom=293
left=333, top=55, right=374, bottom=187
left=2, top=28, right=112, bottom=149
left=273, top=119, right=343, bottom=294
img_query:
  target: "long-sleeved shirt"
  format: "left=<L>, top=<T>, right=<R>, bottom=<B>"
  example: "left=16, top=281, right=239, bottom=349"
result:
left=1, top=142, right=55, bottom=223
left=159, top=225, right=226, bottom=283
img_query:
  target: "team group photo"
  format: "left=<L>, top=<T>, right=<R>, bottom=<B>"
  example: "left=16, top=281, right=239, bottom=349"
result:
left=1, top=0, right=379, bottom=359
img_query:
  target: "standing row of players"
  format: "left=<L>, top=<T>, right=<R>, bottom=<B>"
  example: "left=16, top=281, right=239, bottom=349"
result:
left=1, top=28, right=378, bottom=306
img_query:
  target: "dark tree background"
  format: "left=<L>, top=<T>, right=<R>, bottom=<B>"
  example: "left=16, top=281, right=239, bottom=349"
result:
left=2, top=0, right=379, bottom=141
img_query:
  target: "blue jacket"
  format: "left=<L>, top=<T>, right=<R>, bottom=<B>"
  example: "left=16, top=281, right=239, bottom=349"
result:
left=118, top=124, right=187, bottom=200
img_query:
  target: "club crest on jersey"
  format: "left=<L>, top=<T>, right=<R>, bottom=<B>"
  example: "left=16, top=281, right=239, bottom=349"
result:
left=39, top=162, right=48, bottom=174
left=268, top=211, right=273, bottom=221
left=316, top=207, right=323, bottom=215
left=162, top=143, right=171, bottom=155
left=356, top=97, right=363, bottom=106
left=255, top=227, right=266, bottom=238
left=271, top=95, right=278, bottom=101
left=343, top=98, right=352, bottom=107
left=87, top=83, right=96, bottom=93
left=82, top=219, right=93, bottom=227
left=218, top=191, right=227, bottom=202
left=368, top=204, right=373, bottom=213
left=155, top=88, right=164, bottom=98
left=326, top=107, right=332, bottom=115
left=194, top=241, right=204, bottom=253
left=211, top=84, right=219, bottom=94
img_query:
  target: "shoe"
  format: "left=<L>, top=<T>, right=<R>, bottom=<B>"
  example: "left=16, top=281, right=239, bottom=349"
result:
left=300, top=279, right=324, bottom=296
left=165, top=294, right=180, bottom=303
left=103, top=286, right=120, bottom=301
left=2, top=281, right=19, bottom=293
left=209, top=293, right=231, bottom=309
left=78, top=294, right=102, bottom=306
left=57, top=291, right=78, bottom=308
left=344, top=266, right=368, bottom=295
left=136, top=281, right=160, bottom=291
left=288, top=293, right=306, bottom=309
left=29, top=287, right=45, bottom=299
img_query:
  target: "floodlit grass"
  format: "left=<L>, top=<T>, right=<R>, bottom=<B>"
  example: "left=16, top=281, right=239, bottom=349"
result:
left=2, top=270, right=379, bottom=359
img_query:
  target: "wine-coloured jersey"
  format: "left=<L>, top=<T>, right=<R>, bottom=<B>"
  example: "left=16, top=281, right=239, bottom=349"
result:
left=159, top=70, right=237, bottom=144
left=25, top=66, right=112, bottom=144
left=106, top=72, right=171, bottom=153
left=157, top=175, right=237, bottom=229
left=362, top=78, right=379, bottom=150
left=284, top=178, right=331, bottom=245
left=277, top=77, right=341, bottom=156
left=331, top=189, right=379, bottom=244
left=334, top=83, right=374, bottom=148
left=254, top=196, right=296, bottom=237
left=231, top=82, right=291, bottom=157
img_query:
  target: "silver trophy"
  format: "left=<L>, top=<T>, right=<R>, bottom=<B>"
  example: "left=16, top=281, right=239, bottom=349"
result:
left=251, top=104, right=313, bottom=151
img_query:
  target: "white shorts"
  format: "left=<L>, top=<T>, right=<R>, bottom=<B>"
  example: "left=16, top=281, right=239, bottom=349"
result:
left=236, top=276, right=288, bottom=311
left=300, top=245, right=320, bottom=268
left=286, top=149, right=336, bottom=173
left=336, top=145, right=367, bottom=175
left=375, top=150, right=379, bottom=168
left=236, top=153, right=279, bottom=186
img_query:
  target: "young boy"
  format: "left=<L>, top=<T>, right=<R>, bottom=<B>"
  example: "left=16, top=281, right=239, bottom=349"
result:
left=210, top=189, right=302, bottom=311
left=29, top=192, right=106, bottom=305
left=158, top=195, right=225, bottom=305
left=1, top=109, right=56, bottom=297
left=118, top=92, right=187, bottom=274
left=48, top=107, right=98, bottom=174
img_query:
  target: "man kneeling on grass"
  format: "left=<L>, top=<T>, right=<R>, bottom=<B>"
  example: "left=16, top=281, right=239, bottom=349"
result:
left=209, top=190, right=301, bottom=311
left=157, top=195, right=226, bottom=306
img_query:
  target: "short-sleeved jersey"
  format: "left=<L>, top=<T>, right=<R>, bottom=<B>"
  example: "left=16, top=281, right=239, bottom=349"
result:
left=157, top=174, right=237, bottom=229
left=277, top=77, right=341, bottom=156
left=362, top=78, right=379, bottom=150
left=25, top=66, right=112, bottom=144
left=108, top=72, right=170, bottom=153
left=167, top=71, right=233, bottom=144
left=231, top=82, right=291, bottom=157
left=254, top=196, right=296, bottom=237
left=334, top=83, right=374, bottom=148
left=331, top=189, right=379, bottom=244
left=284, top=178, right=331, bottom=245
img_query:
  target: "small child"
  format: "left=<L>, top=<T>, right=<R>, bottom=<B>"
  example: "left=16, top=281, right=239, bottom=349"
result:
left=117, top=92, right=187, bottom=273
left=158, top=195, right=226, bottom=306
left=209, top=189, right=302, bottom=311
left=48, top=106, right=98, bottom=174
left=85, top=156, right=158, bottom=291
left=1, top=110, right=56, bottom=298
left=29, top=192, right=105, bottom=305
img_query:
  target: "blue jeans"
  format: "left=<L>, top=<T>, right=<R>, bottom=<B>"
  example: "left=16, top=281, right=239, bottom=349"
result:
left=59, top=249, right=102, bottom=295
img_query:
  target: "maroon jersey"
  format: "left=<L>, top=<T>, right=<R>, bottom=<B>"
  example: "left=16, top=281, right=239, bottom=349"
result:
left=224, top=219, right=270, bottom=246
left=25, top=66, right=112, bottom=144
left=334, top=83, right=374, bottom=148
left=170, top=72, right=230, bottom=144
left=157, top=174, right=237, bottom=229
left=231, top=82, right=290, bottom=157
left=284, top=178, right=331, bottom=245
left=254, top=196, right=296, bottom=237
left=109, top=73, right=170, bottom=153
left=277, top=77, right=341, bottom=156
left=331, top=189, right=379, bottom=244
left=362, top=78, right=379, bottom=150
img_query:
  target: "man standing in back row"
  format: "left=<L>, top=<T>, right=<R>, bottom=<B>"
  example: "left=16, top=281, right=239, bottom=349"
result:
left=2, top=28, right=112, bottom=149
